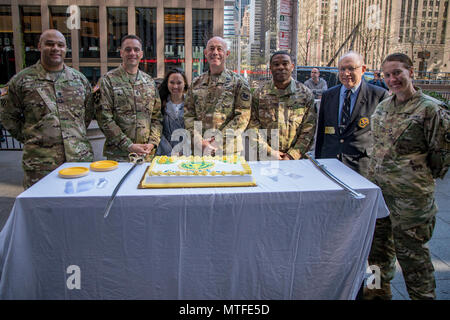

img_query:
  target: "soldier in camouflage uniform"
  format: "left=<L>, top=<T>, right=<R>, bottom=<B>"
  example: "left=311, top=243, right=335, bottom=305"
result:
left=184, top=36, right=251, bottom=156
left=247, top=51, right=316, bottom=160
left=365, top=53, right=450, bottom=300
left=96, top=35, right=162, bottom=162
left=0, top=29, right=94, bottom=189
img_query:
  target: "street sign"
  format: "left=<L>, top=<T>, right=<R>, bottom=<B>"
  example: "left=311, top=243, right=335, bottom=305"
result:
left=280, top=15, right=291, bottom=31
left=279, top=31, right=290, bottom=48
left=280, top=0, right=292, bottom=16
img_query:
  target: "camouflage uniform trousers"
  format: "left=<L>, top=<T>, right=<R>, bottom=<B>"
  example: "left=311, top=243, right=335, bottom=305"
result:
left=368, top=209, right=436, bottom=300
left=21, top=146, right=67, bottom=189
left=24, top=170, right=52, bottom=189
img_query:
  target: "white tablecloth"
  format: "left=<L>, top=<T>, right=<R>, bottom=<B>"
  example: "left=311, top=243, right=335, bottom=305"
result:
left=0, top=159, right=388, bottom=299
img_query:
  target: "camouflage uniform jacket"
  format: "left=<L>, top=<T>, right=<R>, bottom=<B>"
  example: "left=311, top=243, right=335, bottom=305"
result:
left=96, top=65, right=162, bottom=161
left=0, top=61, right=94, bottom=182
left=247, top=79, right=316, bottom=160
left=184, top=69, right=251, bottom=153
left=367, top=89, right=449, bottom=229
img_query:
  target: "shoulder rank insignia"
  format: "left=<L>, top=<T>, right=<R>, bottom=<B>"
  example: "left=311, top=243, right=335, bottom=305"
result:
left=241, top=91, right=250, bottom=101
left=93, top=83, right=101, bottom=104
left=358, top=117, right=369, bottom=128
left=0, top=86, right=8, bottom=97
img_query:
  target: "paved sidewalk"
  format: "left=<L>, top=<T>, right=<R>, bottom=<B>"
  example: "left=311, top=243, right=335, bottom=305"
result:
left=0, top=151, right=23, bottom=230
left=0, top=150, right=449, bottom=299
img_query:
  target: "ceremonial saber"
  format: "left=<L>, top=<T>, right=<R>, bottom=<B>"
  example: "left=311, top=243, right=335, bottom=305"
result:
left=305, top=152, right=365, bottom=200
left=103, top=153, right=145, bottom=218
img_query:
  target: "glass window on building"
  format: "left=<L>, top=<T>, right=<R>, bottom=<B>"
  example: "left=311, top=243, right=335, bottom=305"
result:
left=79, top=7, right=99, bottom=59
left=0, top=6, right=15, bottom=83
left=107, top=7, right=127, bottom=59
left=164, top=8, right=185, bottom=73
left=20, top=6, right=41, bottom=67
left=49, top=6, right=72, bottom=59
left=136, top=7, right=157, bottom=78
left=80, top=66, right=100, bottom=86
left=192, top=9, right=213, bottom=78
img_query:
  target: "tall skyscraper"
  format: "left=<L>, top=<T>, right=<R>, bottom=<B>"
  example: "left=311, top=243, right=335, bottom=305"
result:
left=250, top=0, right=298, bottom=69
left=250, top=0, right=264, bottom=66
left=224, top=0, right=240, bottom=71
left=224, top=0, right=237, bottom=39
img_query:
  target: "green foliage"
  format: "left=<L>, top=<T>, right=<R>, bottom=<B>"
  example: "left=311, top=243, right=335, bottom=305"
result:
left=423, top=90, right=450, bottom=105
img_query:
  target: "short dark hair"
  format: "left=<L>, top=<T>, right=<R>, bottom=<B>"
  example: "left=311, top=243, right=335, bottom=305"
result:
left=120, top=34, right=143, bottom=48
left=382, top=53, right=413, bottom=69
left=270, top=50, right=292, bottom=64
left=159, top=68, right=188, bottom=109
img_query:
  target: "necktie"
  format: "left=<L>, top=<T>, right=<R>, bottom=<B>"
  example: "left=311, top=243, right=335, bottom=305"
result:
left=340, top=89, right=352, bottom=134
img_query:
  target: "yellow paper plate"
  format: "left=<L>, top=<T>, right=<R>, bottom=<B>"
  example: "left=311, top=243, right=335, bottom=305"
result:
left=58, top=167, right=89, bottom=179
left=90, top=160, right=119, bottom=172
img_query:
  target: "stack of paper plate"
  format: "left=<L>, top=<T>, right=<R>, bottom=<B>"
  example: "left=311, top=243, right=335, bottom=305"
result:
left=58, top=167, right=89, bottom=179
left=90, top=160, right=119, bottom=172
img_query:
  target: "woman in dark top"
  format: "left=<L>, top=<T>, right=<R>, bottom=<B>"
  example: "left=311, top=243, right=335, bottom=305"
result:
left=156, top=68, right=188, bottom=156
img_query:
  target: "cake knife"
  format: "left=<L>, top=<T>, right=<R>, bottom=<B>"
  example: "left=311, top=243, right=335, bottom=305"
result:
left=103, top=153, right=145, bottom=218
left=305, top=151, right=365, bottom=199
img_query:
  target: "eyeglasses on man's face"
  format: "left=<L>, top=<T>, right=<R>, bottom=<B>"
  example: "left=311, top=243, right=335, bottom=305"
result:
left=339, top=66, right=362, bottom=73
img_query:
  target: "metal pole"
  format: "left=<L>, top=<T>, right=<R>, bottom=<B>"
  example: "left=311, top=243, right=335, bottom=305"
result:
left=237, top=0, right=241, bottom=76
left=291, top=0, right=299, bottom=80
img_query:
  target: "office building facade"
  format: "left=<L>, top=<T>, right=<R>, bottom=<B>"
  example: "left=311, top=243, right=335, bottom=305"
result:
left=0, top=0, right=225, bottom=85
left=298, top=0, right=450, bottom=73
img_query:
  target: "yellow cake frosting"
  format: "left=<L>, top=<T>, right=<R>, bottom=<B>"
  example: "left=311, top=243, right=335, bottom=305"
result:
left=139, top=155, right=256, bottom=188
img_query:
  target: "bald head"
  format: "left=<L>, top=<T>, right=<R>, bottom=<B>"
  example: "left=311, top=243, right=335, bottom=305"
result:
left=38, top=29, right=67, bottom=71
left=311, top=68, right=320, bottom=81
left=39, top=29, right=66, bottom=47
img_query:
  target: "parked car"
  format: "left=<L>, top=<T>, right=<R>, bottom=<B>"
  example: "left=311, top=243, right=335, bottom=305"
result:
left=297, top=66, right=375, bottom=90
left=296, top=66, right=340, bottom=88
left=363, top=71, right=375, bottom=82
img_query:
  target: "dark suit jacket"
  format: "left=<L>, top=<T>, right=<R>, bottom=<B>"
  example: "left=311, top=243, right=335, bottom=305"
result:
left=315, top=80, right=388, bottom=174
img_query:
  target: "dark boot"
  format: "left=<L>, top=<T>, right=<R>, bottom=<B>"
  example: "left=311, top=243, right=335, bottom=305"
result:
left=363, top=282, right=392, bottom=300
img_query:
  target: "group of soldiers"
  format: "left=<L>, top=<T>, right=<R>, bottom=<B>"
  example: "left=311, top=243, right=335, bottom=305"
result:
left=0, top=29, right=449, bottom=300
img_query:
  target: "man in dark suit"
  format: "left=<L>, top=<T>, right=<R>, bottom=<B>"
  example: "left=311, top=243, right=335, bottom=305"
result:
left=315, top=51, right=389, bottom=174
